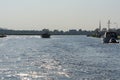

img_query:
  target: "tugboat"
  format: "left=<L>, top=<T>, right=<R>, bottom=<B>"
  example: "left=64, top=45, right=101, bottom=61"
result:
left=41, top=32, right=50, bottom=38
left=103, top=20, right=119, bottom=43
left=103, top=32, right=119, bottom=43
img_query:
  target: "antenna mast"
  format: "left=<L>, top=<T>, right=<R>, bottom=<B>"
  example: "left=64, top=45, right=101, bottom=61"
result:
left=99, top=21, right=101, bottom=32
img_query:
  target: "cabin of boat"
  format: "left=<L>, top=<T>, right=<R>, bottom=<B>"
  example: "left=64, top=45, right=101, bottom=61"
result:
left=103, top=31, right=119, bottom=43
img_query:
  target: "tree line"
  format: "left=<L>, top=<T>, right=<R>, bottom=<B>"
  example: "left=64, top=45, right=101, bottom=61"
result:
left=0, top=28, right=120, bottom=35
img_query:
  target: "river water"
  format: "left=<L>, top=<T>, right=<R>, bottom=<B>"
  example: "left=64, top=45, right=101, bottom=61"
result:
left=0, top=35, right=120, bottom=80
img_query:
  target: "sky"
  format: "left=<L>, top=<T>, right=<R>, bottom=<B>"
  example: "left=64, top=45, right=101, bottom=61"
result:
left=0, top=0, right=120, bottom=31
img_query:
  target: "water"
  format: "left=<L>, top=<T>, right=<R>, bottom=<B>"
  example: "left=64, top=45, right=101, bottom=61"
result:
left=0, top=35, right=120, bottom=80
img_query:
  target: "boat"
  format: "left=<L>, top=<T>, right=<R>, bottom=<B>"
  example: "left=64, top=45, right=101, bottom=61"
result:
left=0, top=34, right=7, bottom=38
left=103, top=31, right=119, bottom=43
left=41, top=32, right=50, bottom=38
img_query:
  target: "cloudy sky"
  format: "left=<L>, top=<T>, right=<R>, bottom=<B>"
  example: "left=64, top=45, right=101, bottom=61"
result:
left=0, top=0, right=120, bottom=30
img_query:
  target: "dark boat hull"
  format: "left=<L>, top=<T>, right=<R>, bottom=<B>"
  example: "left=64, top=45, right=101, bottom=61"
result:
left=103, top=38, right=119, bottom=43
left=41, top=34, right=50, bottom=38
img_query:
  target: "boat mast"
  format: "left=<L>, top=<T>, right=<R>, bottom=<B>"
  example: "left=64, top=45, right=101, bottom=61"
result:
left=108, top=20, right=110, bottom=31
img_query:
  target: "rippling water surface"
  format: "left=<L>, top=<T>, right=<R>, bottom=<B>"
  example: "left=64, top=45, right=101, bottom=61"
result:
left=0, top=35, right=120, bottom=80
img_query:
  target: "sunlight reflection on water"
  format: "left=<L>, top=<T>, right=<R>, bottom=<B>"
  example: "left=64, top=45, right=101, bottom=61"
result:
left=0, top=35, right=120, bottom=80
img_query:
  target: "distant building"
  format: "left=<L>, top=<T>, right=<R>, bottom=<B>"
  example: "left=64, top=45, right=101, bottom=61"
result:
left=109, top=28, right=117, bottom=32
left=102, top=28, right=107, bottom=32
